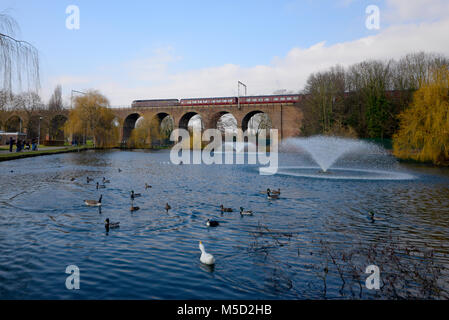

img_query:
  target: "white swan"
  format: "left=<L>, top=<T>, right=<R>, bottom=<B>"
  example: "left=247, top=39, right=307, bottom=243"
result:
left=199, top=241, right=215, bottom=265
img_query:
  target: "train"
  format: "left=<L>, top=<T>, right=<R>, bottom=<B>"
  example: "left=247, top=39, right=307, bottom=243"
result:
left=131, top=94, right=302, bottom=108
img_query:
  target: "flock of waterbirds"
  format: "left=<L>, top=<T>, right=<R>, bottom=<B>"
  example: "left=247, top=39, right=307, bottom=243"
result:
left=81, top=169, right=282, bottom=266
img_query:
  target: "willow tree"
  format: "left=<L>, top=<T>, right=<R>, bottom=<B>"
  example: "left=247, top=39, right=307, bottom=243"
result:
left=393, top=66, right=449, bottom=165
left=65, top=90, right=119, bottom=148
left=128, top=116, right=162, bottom=148
left=0, top=13, right=40, bottom=96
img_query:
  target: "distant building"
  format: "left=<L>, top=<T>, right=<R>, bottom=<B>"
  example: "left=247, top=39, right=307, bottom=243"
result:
left=0, top=132, right=27, bottom=145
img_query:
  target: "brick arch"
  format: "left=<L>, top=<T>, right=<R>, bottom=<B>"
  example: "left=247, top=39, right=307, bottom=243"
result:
left=177, top=111, right=206, bottom=131
left=241, top=110, right=272, bottom=132
left=207, top=110, right=238, bottom=129
left=122, top=112, right=144, bottom=143
left=4, top=114, right=24, bottom=132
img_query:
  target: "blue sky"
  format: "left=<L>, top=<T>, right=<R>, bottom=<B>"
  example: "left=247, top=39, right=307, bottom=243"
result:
left=2, top=0, right=449, bottom=105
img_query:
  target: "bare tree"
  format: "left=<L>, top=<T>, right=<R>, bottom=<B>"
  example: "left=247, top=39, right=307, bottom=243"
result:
left=302, top=65, right=346, bottom=135
left=48, top=85, right=63, bottom=111
left=391, top=52, right=449, bottom=90
left=217, top=113, right=237, bottom=134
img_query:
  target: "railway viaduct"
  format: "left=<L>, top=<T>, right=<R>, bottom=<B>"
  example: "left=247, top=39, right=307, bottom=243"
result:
left=114, top=99, right=303, bottom=144
left=0, top=99, right=303, bottom=144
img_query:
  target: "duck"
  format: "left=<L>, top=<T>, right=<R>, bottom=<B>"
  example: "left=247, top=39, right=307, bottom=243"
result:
left=165, top=203, right=172, bottom=212
left=267, top=189, right=280, bottom=200
left=85, top=195, right=102, bottom=207
left=240, top=207, right=253, bottom=216
left=268, top=188, right=281, bottom=195
left=145, top=183, right=152, bottom=190
left=220, top=205, right=233, bottom=213
left=199, top=241, right=215, bottom=265
left=70, top=178, right=76, bottom=182
left=206, top=219, right=219, bottom=227
left=130, top=190, right=141, bottom=199
left=105, top=218, right=120, bottom=229
left=369, top=211, right=384, bottom=222
left=130, top=205, right=140, bottom=212
left=86, top=176, right=94, bottom=183
left=118, top=168, right=122, bottom=173
left=96, top=182, right=106, bottom=190
left=102, top=177, right=111, bottom=184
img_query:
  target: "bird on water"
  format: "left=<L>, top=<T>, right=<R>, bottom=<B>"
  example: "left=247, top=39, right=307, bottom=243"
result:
left=199, top=241, right=215, bottom=265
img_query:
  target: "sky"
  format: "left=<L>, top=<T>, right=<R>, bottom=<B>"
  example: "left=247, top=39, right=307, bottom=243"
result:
left=2, top=0, right=449, bottom=106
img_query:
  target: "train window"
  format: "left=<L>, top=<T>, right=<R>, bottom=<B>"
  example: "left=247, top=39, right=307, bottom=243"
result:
left=287, top=97, right=292, bottom=100
left=281, top=97, right=286, bottom=101
left=274, top=98, right=279, bottom=101
left=264, top=98, right=269, bottom=101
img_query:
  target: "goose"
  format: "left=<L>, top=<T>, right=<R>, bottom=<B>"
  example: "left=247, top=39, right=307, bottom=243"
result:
left=199, top=241, right=215, bottom=265
left=267, top=189, right=280, bottom=200
left=105, top=218, right=120, bottom=229
left=86, top=177, right=94, bottom=183
left=206, top=219, right=219, bottom=227
left=240, top=207, right=253, bottom=216
left=102, top=177, right=110, bottom=184
left=165, top=203, right=171, bottom=212
left=85, top=195, right=102, bottom=207
left=220, top=205, right=233, bottom=213
left=145, top=183, right=152, bottom=190
left=96, top=182, right=106, bottom=190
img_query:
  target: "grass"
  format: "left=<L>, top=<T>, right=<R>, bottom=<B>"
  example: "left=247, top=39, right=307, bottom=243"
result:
left=0, top=146, right=92, bottom=162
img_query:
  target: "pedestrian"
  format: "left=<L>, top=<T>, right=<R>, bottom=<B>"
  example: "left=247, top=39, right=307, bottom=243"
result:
left=9, top=137, right=13, bottom=153
left=16, top=140, right=21, bottom=152
left=32, top=138, right=37, bottom=151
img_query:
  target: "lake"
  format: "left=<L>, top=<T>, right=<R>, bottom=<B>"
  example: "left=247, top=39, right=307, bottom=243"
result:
left=0, top=149, right=448, bottom=299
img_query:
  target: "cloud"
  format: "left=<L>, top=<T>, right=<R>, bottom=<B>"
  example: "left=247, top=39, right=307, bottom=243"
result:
left=45, top=2, right=449, bottom=106
left=385, top=0, right=449, bottom=22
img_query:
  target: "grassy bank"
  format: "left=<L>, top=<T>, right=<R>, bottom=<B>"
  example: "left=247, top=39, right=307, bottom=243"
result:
left=0, top=146, right=93, bottom=162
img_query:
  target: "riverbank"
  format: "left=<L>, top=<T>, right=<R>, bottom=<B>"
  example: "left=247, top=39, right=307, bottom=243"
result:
left=0, top=146, right=93, bottom=162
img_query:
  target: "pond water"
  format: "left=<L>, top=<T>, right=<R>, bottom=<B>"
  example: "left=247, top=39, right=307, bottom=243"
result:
left=0, top=150, right=448, bottom=299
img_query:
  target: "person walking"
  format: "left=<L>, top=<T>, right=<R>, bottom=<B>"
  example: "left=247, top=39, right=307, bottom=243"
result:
left=9, top=137, right=13, bottom=153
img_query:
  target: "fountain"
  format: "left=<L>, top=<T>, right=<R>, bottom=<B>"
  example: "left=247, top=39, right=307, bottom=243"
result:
left=282, top=136, right=377, bottom=173
left=272, top=136, right=415, bottom=180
